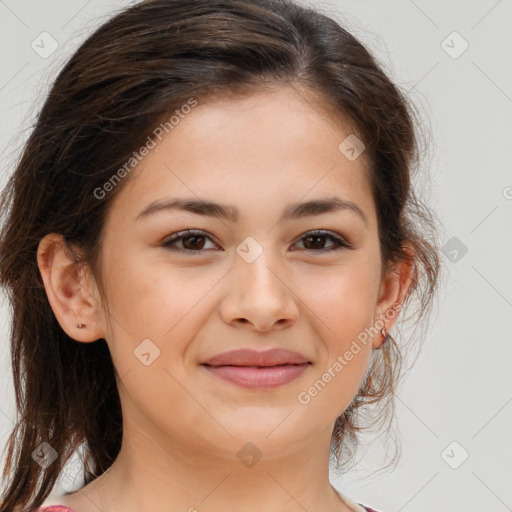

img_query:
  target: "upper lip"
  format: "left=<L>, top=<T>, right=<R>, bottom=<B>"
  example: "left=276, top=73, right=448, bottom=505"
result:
left=201, top=348, right=311, bottom=367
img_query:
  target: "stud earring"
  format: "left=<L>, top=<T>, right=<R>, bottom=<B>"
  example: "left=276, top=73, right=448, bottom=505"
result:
left=76, top=323, right=86, bottom=328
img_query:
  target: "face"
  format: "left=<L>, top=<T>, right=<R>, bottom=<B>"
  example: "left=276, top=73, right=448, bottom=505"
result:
left=41, top=86, right=406, bottom=462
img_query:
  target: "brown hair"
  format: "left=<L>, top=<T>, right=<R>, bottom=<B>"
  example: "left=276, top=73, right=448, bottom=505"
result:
left=0, top=0, right=441, bottom=510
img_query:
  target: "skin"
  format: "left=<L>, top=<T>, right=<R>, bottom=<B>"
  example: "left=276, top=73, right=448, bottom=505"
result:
left=37, top=86, right=413, bottom=512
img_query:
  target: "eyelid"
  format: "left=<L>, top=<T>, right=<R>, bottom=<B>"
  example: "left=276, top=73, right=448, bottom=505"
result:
left=291, top=229, right=353, bottom=251
left=162, top=228, right=222, bottom=251
left=161, top=228, right=353, bottom=252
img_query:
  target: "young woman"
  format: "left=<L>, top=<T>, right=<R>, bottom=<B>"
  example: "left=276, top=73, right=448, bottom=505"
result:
left=0, top=1, right=440, bottom=511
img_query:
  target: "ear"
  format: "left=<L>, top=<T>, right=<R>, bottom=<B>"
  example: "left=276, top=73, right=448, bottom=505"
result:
left=372, top=242, right=416, bottom=349
left=37, top=233, right=105, bottom=343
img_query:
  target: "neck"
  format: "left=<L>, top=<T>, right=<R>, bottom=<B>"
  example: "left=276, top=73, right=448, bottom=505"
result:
left=75, top=408, right=353, bottom=512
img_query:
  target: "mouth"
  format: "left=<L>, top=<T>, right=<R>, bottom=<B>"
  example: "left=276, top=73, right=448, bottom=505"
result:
left=200, top=348, right=312, bottom=389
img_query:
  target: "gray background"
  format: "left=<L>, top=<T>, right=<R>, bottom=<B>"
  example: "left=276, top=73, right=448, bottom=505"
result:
left=1, top=1, right=511, bottom=511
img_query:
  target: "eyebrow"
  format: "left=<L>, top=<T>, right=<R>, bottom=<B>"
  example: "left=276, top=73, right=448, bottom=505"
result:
left=135, top=196, right=368, bottom=227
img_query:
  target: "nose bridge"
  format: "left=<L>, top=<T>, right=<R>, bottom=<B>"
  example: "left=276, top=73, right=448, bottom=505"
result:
left=220, top=234, right=298, bottom=330
left=235, top=234, right=286, bottom=296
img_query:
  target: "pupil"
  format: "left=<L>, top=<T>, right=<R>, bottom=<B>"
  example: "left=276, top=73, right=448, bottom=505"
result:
left=184, top=236, right=204, bottom=250
left=305, top=235, right=324, bottom=249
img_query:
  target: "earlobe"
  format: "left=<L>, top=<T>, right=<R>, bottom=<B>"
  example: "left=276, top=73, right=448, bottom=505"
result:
left=372, top=244, right=415, bottom=349
left=36, top=233, right=105, bottom=343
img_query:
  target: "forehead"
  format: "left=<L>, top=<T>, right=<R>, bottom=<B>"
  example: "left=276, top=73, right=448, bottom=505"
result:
left=107, top=86, right=376, bottom=228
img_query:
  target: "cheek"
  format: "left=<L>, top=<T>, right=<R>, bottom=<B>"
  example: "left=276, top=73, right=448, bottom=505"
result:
left=100, top=255, right=202, bottom=423
left=302, top=258, right=379, bottom=341
left=102, top=250, right=215, bottom=369
left=298, top=278, right=374, bottom=420
left=296, top=259, right=378, bottom=408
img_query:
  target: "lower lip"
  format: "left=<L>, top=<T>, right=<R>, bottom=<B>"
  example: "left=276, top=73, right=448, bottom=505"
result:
left=202, top=363, right=311, bottom=389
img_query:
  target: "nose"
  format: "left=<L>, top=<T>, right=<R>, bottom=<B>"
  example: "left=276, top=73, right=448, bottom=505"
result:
left=219, top=249, right=299, bottom=332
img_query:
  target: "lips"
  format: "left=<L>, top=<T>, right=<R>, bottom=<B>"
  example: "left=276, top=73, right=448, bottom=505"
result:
left=200, top=348, right=311, bottom=389
left=201, top=348, right=310, bottom=367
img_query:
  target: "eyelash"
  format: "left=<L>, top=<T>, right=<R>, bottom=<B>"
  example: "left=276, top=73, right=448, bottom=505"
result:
left=161, top=228, right=353, bottom=253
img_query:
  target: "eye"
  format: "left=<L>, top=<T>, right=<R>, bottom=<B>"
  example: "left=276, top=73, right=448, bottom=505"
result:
left=292, top=230, right=352, bottom=252
left=161, top=228, right=352, bottom=253
left=162, top=228, right=220, bottom=252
